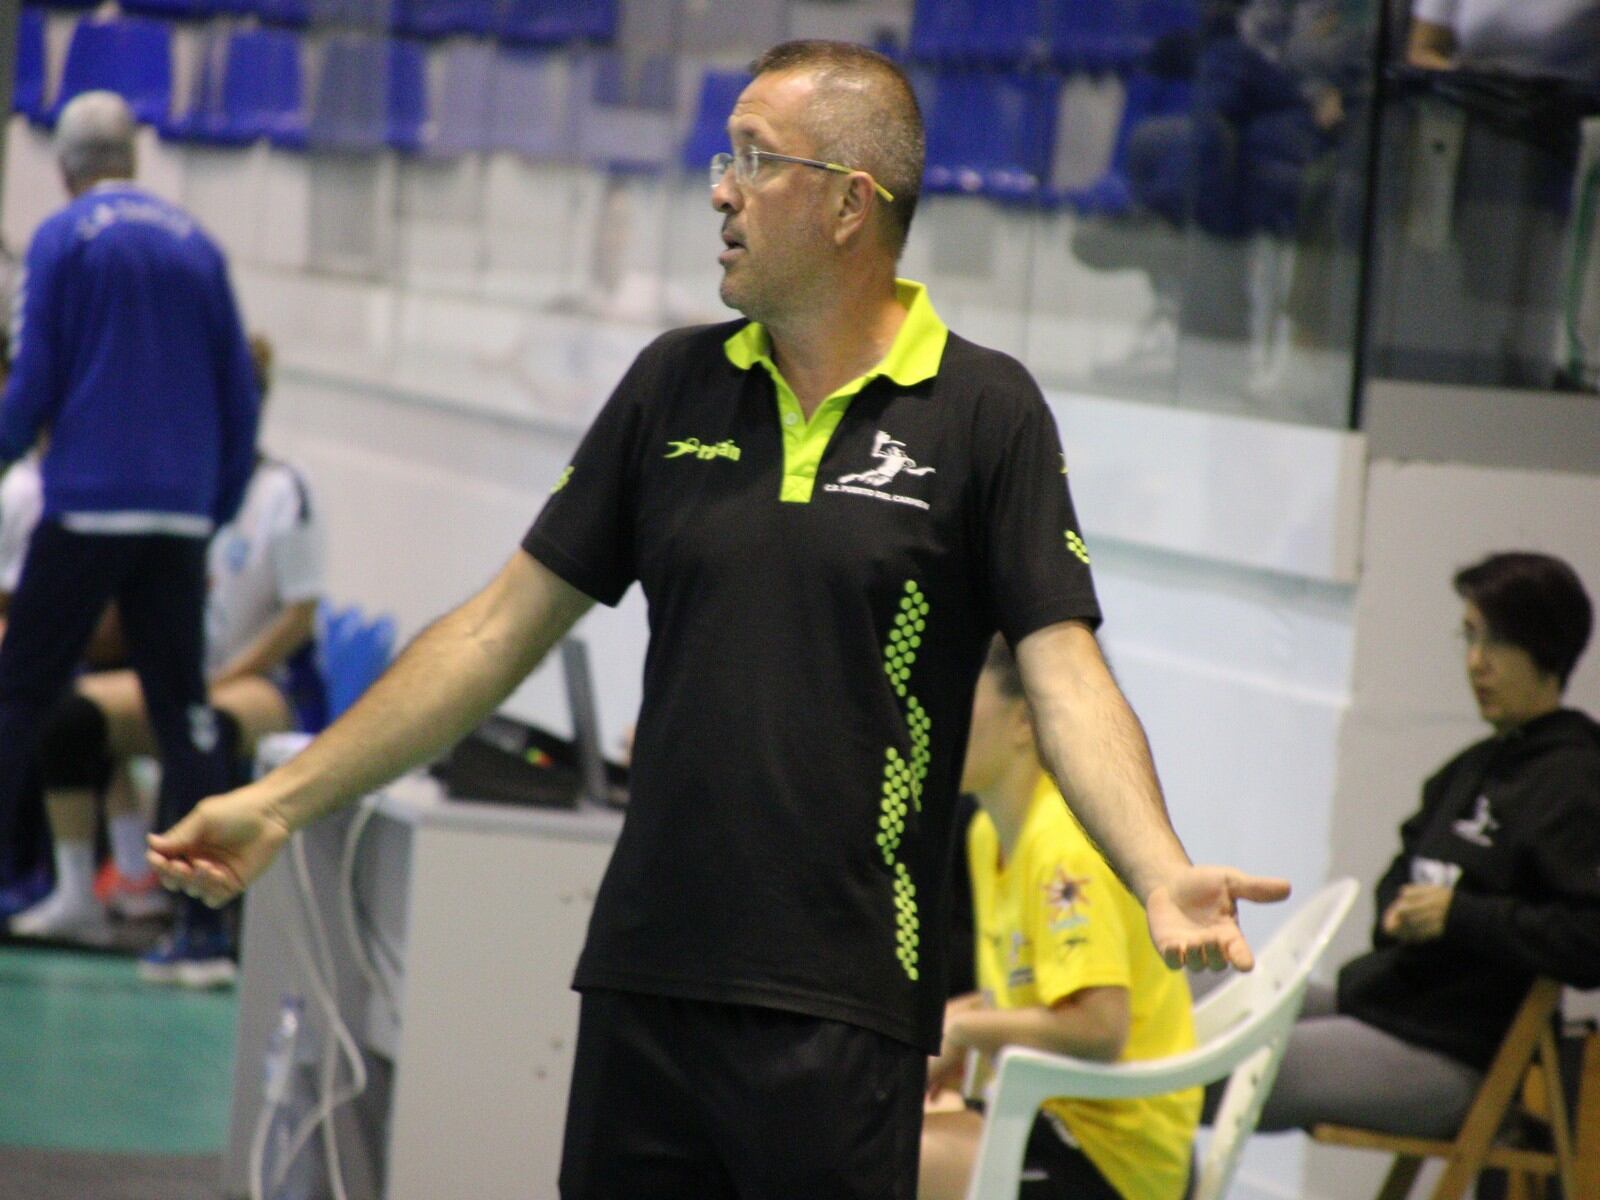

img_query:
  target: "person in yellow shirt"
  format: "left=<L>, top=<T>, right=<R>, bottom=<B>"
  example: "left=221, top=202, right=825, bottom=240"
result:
left=921, top=636, right=1201, bottom=1200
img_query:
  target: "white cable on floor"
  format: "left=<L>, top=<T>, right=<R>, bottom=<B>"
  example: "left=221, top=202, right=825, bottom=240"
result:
left=337, top=801, right=397, bottom=1021
left=247, top=1091, right=273, bottom=1200
left=293, top=832, right=366, bottom=1200
left=259, top=832, right=369, bottom=1200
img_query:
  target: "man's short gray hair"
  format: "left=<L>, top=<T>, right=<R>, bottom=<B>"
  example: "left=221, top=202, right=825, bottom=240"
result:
left=749, top=41, right=924, bottom=259
left=55, top=91, right=137, bottom=185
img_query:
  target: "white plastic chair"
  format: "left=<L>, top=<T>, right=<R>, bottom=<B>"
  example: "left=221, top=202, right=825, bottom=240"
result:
left=964, top=877, right=1360, bottom=1200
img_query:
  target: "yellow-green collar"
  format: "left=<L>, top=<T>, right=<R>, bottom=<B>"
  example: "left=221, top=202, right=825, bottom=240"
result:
left=723, top=278, right=948, bottom=389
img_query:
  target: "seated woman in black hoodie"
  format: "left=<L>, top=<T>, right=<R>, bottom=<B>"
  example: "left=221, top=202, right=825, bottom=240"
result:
left=1254, top=551, right=1600, bottom=1137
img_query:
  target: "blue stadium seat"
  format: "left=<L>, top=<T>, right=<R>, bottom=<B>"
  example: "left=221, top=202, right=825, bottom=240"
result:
left=168, top=28, right=306, bottom=147
left=922, top=69, right=1058, bottom=200
left=909, top=0, right=1043, bottom=65
left=316, top=602, right=395, bottom=723
left=387, top=38, right=428, bottom=152
left=121, top=0, right=231, bottom=17
left=1048, top=0, right=1135, bottom=72
left=681, top=69, right=750, bottom=173
left=27, top=0, right=97, bottom=8
left=1139, top=0, right=1202, bottom=43
left=244, top=0, right=309, bottom=27
left=587, top=50, right=674, bottom=110
left=52, top=16, right=173, bottom=126
left=497, top=0, right=618, bottom=46
left=393, top=0, right=494, bottom=38
left=1055, top=71, right=1193, bottom=215
left=307, top=35, right=427, bottom=153
left=14, top=9, right=47, bottom=123
left=487, top=48, right=574, bottom=159
left=308, top=0, right=387, bottom=27
left=427, top=40, right=494, bottom=155
left=1049, top=0, right=1200, bottom=73
left=575, top=51, right=676, bottom=172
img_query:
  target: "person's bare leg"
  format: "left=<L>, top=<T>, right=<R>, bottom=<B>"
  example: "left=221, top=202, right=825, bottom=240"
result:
left=44, top=789, right=96, bottom=843
left=210, top=675, right=293, bottom=760
left=78, top=669, right=156, bottom=756
left=919, top=1107, right=984, bottom=1200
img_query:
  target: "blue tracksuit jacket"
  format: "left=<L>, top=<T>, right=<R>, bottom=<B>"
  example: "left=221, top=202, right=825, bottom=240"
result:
left=0, top=182, right=259, bottom=529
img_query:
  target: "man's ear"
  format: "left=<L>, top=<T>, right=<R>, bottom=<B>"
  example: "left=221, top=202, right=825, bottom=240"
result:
left=833, top=174, right=875, bottom=246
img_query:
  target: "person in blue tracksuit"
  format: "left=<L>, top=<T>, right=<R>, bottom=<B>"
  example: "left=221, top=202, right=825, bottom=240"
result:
left=0, top=91, right=258, bottom=976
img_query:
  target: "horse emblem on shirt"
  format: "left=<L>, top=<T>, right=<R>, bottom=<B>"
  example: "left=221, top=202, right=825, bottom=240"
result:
left=1451, top=794, right=1499, bottom=848
left=838, top=431, right=937, bottom=488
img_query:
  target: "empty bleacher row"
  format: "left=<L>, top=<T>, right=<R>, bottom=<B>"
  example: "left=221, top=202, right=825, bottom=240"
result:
left=14, top=2, right=1224, bottom=218
left=25, top=0, right=618, bottom=42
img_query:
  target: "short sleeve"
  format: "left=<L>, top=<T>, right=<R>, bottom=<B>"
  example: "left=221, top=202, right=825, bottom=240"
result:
left=521, top=343, right=658, bottom=607
left=974, top=373, right=1101, bottom=644
left=267, top=470, right=326, bottom=606
left=1025, top=835, right=1133, bottom=1008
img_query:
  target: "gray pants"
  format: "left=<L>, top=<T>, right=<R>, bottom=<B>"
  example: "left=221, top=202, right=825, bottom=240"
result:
left=1253, top=983, right=1483, bottom=1138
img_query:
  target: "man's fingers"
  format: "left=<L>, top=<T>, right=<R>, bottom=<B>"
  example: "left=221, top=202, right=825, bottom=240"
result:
left=1228, top=873, right=1292, bottom=904
left=1164, top=930, right=1255, bottom=973
left=1223, top=932, right=1256, bottom=972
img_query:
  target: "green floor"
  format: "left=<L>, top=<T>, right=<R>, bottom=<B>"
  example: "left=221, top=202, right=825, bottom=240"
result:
left=0, top=945, right=238, bottom=1155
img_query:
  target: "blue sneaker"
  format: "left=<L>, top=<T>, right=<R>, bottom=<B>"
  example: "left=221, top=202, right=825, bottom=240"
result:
left=0, top=865, right=53, bottom=921
left=138, top=926, right=237, bottom=989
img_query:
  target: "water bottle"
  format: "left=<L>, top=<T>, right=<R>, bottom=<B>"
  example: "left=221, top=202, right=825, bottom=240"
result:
left=260, top=994, right=309, bottom=1200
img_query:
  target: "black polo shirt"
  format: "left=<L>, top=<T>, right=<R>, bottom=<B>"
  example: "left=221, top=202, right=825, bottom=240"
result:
left=523, top=281, right=1100, bottom=1049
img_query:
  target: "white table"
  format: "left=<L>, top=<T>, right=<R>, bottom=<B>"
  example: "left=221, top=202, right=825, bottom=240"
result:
left=224, top=768, right=621, bottom=1200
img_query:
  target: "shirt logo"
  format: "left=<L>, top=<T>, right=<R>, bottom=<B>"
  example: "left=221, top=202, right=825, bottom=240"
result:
left=1065, top=530, right=1091, bottom=564
left=1451, top=795, right=1499, bottom=848
left=551, top=466, right=574, bottom=494
left=75, top=197, right=195, bottom=243
left=665, top=437, right=741, bottom=462
left=1044, top=866, right=1092, bottom=933
left=825, top=431, right=935, bottom=511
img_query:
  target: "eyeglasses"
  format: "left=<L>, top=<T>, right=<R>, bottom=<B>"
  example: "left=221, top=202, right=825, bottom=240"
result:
left=710, top=147, right=895, bottom=203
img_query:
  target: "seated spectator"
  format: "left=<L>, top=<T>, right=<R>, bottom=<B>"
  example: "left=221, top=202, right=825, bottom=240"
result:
left=920, top=636, right=1200, bottom=1200
left=1243, top=552, right=1600, bottom=1137
left=8, top=336, right=328, bottom=985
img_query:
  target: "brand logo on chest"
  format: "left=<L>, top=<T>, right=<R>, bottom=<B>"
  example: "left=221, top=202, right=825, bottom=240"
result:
left=824, top=430, right=936, bottom=511
left=665, top=437, right=741, bottom=462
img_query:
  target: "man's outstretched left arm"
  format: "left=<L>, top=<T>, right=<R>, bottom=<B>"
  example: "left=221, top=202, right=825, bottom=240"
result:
left=1016, top=620, right=1291, bottom=970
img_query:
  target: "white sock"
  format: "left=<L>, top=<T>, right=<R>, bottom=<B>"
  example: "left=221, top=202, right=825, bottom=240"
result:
left=110, top=813, right=152, bottom=880
left=51, top=839, right=96, bottom=906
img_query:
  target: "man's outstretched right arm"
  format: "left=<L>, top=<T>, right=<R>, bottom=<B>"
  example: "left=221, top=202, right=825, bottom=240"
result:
left=149, top=550, right=593, bottom=905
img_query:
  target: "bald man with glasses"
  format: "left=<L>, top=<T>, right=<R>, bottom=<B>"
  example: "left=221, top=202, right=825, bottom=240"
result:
left=150, top=40, right=1287, bottom=1198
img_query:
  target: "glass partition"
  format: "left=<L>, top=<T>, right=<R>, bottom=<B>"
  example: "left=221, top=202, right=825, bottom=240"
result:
left=113, top=0, right=1600, bottom=435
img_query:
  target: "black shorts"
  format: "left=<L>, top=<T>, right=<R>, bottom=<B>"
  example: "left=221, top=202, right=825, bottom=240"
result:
left=559, top=989, right=925, bottom=1200
left=967, top=1099, right=1123, bottom=1200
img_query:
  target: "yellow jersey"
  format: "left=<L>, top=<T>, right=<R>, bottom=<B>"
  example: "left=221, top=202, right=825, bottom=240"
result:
left=968, top=775, right=1201, bottom=1200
